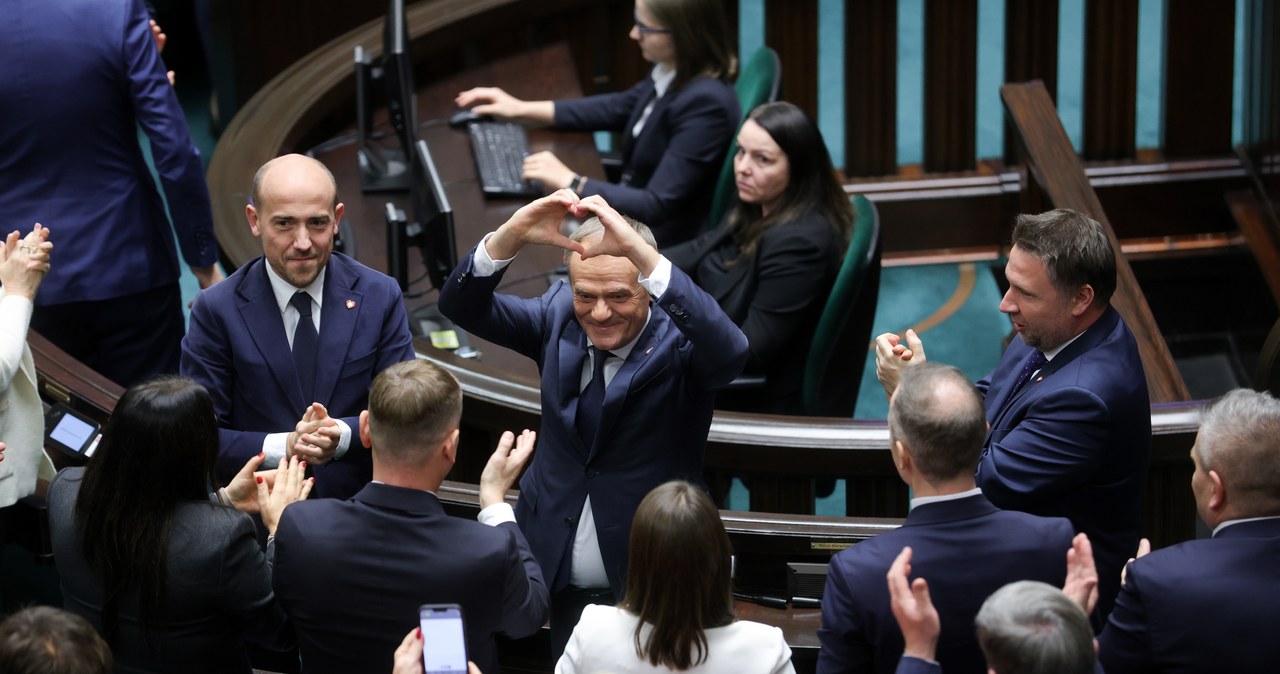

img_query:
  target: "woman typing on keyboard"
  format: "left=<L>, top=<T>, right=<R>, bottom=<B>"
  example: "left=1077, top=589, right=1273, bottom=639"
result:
left=455, top=0, right=738, bottom=247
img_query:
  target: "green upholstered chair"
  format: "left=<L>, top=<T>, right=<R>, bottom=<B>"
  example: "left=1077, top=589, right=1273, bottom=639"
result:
left=720, top=195, right=882, bottom=417
left=801, top=194, right=882, bottom=417
left=705, top=47, right=782, bottom=231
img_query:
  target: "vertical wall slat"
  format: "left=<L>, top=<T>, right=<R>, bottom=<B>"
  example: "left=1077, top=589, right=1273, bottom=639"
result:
left=765, top=0, right=820, bottom=121
left=923, top=0, right=978, bottom=172
left=1003, top=0, right=1059, bottom=165
left=1163, top=0, right=1235, bottom=157
left=845, top=0, right=899, bottom=176
left=1082, top=0, right=1139, bottom=160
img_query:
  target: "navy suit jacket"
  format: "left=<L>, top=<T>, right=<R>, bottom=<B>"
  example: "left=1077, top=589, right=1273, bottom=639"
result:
left=555, top=74, right=739, bottom=246
left=180, top=253, right=415, bottom=499
left=666, top=208, right=843, bottom=413
left=1098, top=517, right=1280, bottom=673
left=273, top=483, right=548, bottom=674
left=0, top=0, right=217, bottom=306
left=437, top=248, right=747, bottom=598
left=818, top=494, right=1074, bottom=674
left=974, top=305, right=1150, bottom=621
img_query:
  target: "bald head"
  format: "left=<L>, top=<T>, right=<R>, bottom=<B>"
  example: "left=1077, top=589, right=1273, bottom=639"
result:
left=888, top=363, right=987, bottom=484
left=251, top=154, right=339, bottom=210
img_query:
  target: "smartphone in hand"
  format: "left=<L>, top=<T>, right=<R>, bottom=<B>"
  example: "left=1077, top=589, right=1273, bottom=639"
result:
left=419, top=604, right=467, bottom=674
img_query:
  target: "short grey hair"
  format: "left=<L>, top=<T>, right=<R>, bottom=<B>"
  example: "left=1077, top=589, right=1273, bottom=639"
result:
left=888, top=363, right=987, bottom=483
left=975, top=581, right=1094, bottom=674
left=1011, top=209, right=1116, bottom=306
left=566, top=215, right=657, bottom=256
left=1194, top=388, right=1280, bottom=514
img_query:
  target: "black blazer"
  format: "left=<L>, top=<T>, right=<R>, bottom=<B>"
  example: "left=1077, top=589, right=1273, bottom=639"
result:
left=272, top=483, right=548, bottom=674
left=666, top=209, right=843, bottom=413
left=555, top=73, right=739, bottom=246
left=48, top=468, right=291, bottom=674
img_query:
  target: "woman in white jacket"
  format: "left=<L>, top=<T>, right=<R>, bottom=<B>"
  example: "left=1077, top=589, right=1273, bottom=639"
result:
left=557, top=480, right=794, bottom=674
left=0, top=223, right=54, bottom=508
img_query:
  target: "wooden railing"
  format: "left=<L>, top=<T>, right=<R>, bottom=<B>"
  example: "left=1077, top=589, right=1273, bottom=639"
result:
left=1001, top=80, right=1190, bottom=404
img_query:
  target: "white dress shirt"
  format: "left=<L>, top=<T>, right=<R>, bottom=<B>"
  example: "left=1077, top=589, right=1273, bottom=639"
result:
left=259, top=264, right=352, bottom=465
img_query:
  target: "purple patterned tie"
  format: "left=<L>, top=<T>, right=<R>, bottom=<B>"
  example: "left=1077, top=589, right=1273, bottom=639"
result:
left=1011, top=349, right=1048, bottom=394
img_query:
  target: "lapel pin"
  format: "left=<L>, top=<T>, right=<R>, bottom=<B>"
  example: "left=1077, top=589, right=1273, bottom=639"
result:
left=644, top=346, right=654, bottom=356
left=345, top=299, right=356, bottom=310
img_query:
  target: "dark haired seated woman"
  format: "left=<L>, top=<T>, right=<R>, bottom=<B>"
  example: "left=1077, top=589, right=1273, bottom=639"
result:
left=455, top=0, right=739, bottom=247
left=666, top=101, right=855, bottom=414
left=556, top=481, right=794, bottom=673
left=48, top=376, right=312, bottom=673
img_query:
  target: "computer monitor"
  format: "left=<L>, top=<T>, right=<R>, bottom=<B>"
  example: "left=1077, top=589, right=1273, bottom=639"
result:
left=409, top=138, right=456, bottom=291
left=355, top=0, right=416, bottom=192
left=383, top=138, right=455, bottom=293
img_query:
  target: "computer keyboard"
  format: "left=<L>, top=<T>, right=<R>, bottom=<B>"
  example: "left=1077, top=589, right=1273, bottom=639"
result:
left=467, top=121, right=543, bottom=198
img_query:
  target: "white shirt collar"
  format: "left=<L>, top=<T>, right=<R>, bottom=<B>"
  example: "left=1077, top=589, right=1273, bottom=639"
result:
left=910, top=487, right=983, bottom=511
left=265, top=262, right=326, bottom=315
left=1212, top=514, right=1280, bottom=537
left=1042, top=330, right=1086, bottom=362
left=651, top=64, right=676, bottom=98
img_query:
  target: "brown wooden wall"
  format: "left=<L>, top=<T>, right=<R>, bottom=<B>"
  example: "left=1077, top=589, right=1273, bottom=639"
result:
left=208, top=0, right=1256, bottom=178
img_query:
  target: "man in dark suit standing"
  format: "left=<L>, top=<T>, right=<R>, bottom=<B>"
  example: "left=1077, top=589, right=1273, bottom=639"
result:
left=181, top=154, right=415, bottom=499
left=876, top=209, right=1150, bottom=621
left=819, top=363, right=1076, bottom=674
left=1, top=0, right=222, bottom=387
left=272, top=359, right=547, bottom=674
left=1098, top=388, right=1280, bottom=672
left=438, top=191, right=747, bottom=657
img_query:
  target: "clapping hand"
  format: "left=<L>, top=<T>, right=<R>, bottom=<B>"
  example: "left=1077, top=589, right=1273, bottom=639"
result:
left=874, top=329, right=926, bottom=399
left=289, top=402, right=342, bottom=465
left=257, top=455, right=313, bottom=535
left=0, top=224, right=52, bottom=300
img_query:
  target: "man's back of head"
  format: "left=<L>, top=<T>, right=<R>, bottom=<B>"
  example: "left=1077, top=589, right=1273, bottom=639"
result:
left=976, top=581, right=1094, bottom=674
left=366, top=360, right=462, bottom=474
left=1192, top=388, right=1280, bottom=522
left=0, top=606, right=112, bottom=674
left=889, top=362, right=987, bottom=487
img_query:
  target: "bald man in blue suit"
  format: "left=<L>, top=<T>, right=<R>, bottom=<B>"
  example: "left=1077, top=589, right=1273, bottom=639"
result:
left=182, top=155, right=415, bottom=500
left=0, top=0, right=222, bottom=386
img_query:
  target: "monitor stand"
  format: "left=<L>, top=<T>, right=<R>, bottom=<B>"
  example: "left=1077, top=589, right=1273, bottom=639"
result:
left=411, top=303, right=479, bottom=359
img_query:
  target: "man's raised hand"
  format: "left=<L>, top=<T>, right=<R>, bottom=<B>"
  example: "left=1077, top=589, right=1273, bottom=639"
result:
left=486, top=190, right=586, bottom=260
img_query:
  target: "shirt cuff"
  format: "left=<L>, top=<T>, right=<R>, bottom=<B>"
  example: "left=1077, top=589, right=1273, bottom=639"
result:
left=332, top=418, right=352, bottom=460
left=263, top=432, right=289, bottom=467
left=474, top=232, right=516, bottom=277
left=638, top=255, right=672, bottom=299
left=477, top=502, right=517, bottom=526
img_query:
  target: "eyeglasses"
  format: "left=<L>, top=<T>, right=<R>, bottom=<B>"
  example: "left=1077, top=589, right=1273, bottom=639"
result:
left=633, top=13, right=671, bottom=36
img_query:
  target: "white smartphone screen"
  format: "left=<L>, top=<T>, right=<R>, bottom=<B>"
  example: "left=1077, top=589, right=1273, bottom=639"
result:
left=419, top=605, right=467, bottom=673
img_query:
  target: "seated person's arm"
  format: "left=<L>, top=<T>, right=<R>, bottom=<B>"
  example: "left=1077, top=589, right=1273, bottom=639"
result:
left=736, top=224, right=843, bottom=372
left=455, top=87, right=555, bottom=126
left=576, top=83, right=736, bottom=241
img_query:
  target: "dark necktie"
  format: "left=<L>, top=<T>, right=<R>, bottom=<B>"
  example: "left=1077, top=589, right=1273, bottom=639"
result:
left=575, top=347, right=612, bottom=449
left=1010, top=349, right=1048, bottom=395
left=290, top=291, right=318, bottom=401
